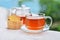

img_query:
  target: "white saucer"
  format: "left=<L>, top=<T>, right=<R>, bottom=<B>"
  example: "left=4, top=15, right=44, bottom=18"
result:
left=21, top=25, right=50, bottom=33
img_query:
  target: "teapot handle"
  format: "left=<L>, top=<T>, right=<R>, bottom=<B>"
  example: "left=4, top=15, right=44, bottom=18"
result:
left=10, top=8, right=17, bottom=15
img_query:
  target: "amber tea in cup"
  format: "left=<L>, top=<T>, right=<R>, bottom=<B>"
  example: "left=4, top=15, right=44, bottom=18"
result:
left=26, top=16, right=45, bottom=30
left=26, top=15, right=52, bottom=30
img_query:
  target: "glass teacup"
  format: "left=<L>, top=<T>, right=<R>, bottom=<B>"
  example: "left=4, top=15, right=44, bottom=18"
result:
left=21, top=14, right=52, bottom=33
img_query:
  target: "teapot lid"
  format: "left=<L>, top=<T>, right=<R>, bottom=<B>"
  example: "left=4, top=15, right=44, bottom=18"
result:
left=21, top=5, right=30, bottom=10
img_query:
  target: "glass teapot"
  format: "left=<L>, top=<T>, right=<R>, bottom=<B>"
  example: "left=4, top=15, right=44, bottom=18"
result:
left=8, top=5, right=32, bottom=29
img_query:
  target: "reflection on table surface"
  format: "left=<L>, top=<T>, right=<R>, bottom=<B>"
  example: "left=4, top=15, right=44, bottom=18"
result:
left=0, top=28, right=60, bottom=40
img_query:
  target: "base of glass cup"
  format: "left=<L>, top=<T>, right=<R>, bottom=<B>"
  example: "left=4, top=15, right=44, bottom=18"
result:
left=21, top=24, right=49, bottom=33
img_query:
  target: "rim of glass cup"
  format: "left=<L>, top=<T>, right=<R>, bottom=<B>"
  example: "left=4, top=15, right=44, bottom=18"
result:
left=25, top=14, right=45, bottom=19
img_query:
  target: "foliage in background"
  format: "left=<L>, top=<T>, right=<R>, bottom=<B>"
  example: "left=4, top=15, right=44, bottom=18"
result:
left=50, top=22, right=60, bottom=31
left=39, top=0, right=60, bottom=31
left=18, top=0, right=32, bottom=6
left=39, top=0, right=60, bottom=22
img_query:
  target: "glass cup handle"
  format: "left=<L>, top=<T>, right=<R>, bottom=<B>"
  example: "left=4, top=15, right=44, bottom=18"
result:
left=45, top=16, right=52, bottom=27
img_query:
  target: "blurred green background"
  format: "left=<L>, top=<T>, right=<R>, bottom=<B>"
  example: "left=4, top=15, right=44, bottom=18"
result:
left=18, top=0, right=60, bottom=31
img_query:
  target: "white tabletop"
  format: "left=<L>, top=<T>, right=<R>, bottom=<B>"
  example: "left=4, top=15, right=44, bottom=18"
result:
left=0, top=28, right=60, bottom=40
